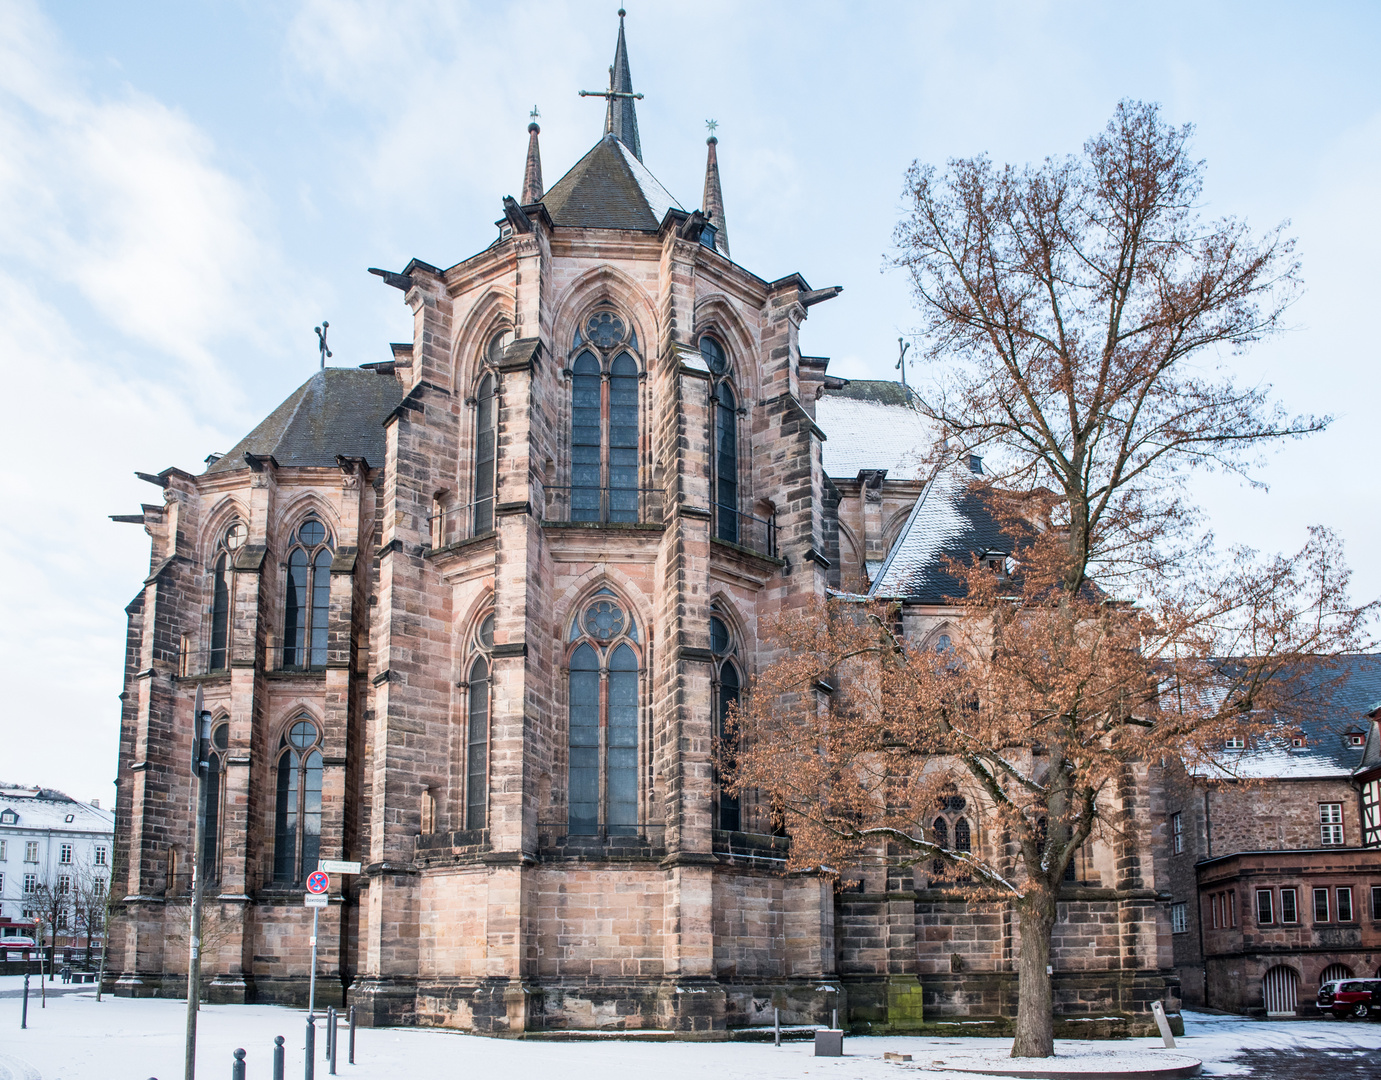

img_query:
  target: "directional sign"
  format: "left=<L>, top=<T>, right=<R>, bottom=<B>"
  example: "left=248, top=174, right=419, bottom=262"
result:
left=304, top=893, right=328, bottom=908
left=318, top=860, right=362, bottom=875
left=306, top=870, right=331, bottom=894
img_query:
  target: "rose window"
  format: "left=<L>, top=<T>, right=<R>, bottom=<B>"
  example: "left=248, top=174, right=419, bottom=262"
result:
left=583, top=600, right=626, bottom=641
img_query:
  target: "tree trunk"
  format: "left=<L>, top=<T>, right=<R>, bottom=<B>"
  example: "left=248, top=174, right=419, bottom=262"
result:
left=1012, top=890, right=1057, bottom=1058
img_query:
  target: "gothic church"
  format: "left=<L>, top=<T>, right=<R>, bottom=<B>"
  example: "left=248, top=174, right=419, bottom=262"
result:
left=110, top=12, right=1175, bottom=1033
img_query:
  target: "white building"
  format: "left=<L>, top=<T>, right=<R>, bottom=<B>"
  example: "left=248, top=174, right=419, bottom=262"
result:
left=0, top=786, right=115, bottom=938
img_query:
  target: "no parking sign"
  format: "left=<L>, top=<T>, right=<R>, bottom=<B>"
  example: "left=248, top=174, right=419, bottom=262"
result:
left=306, top=870, right=330, bottom=894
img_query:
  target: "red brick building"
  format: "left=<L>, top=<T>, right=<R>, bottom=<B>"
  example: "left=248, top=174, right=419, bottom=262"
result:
left=1164, top=656, right=1381, bottom=1015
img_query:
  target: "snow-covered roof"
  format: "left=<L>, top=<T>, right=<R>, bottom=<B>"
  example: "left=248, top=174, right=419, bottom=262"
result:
left=816, top=381, right=934, bottom=481
left=867, top=463, right=1010, bottom=602
left=1194, top=655, right=1381, bottom=780
left=0, top=787, right=114, bottom=834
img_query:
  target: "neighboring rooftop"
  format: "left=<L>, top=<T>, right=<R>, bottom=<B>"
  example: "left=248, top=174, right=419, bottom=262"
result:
left=0, top=786, right=114, bottom=832
left=541, top=134, right=682, bottom=232
left=206, top=368, right=405, bottom=475
left=1198, top=654, right=1381, bottom=780
left=817, top=380, right=935, bottom=481
left=867, top=464, right=1011, bottom=602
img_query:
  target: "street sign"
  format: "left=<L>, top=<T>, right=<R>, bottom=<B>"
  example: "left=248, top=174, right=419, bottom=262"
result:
left=305, top=893, right=328, bottom=908
left=306, top=870, right=331, bottom=894
left=319, top=860, right=362, bottom=875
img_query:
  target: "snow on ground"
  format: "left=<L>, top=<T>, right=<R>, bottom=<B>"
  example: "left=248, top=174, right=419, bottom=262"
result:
left=1, top=982, right=1378, bottom=1080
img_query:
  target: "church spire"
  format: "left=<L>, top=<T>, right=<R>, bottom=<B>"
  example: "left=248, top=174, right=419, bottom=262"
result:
left=605, top=8, right=642, bottom=161
left=702, top=125, right=729, bottom=257
left=521, top=107, right=544, bottom=204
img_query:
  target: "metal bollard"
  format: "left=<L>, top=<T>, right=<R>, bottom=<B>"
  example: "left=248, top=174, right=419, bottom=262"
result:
left=832, top=1008, right=838, bottom=1031
left=326, top=1007, right=335, bottom=1062
left=347, top=1006, right=356, bottom=1065
left=232, top=1048, right=246, bottom=1080
left=773, top=1006, right=780, bottom=1047
left=305, top=1014, right=316, bottom=1080
left=328, top=1007, right=338, bottom=1076
left=21, top=973, right=29, bottom=1029
left=273, top=1035, right=285, bottom=1080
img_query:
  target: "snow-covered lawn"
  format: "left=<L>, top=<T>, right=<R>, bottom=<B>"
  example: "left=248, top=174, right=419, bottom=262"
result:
left=1, top=982, right=1378, bottom=1080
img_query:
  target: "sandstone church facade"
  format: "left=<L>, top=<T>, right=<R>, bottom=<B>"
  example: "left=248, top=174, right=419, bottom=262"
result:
left=108, top=13, right=1176, bottom=1033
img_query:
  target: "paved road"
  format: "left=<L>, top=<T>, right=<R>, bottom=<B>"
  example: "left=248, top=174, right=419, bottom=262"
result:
left=1209, top=1046, right=1378, bottom=1076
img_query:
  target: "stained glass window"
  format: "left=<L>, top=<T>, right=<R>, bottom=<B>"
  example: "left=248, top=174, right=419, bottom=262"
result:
left=274, top=719, right=322, bottom=882
left=474, top=373, right=496, bottom=535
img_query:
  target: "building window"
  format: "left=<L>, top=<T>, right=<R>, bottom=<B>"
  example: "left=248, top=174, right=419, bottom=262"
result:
left=713, top=381, right=739, bottom=544
left=1225, top=735, right=1246, bottom=749
left=0, top=839, right=5, bottom=859
left=1362, top=779, right=1380, bottom=848
left=1320, top=803, right=1344, bottom=846
left=711, top=612, right=742, bottom=831
left=0, top=809, right=16, bottom=825
left=1337, top=886, right=1353, bottom=922
left=59, top=843, right=72, bottom=865
left=1228, top=890, right=1236, bottom=927
left=208, top=521, right=245, bottom=671
left=1313, top=887, right=1330, bottom=923
left=203, top=721, right=229, bottom=882
left=283, top=518, right=333, bottom=669
left=1371, top=885, right=1381, bottom=920
left=1348, top=732, right=1365, bottom=747
left=1280, top=887, right=1298, bottom=924
left=57, top=874, right=70, bottom=895
left=1171, top=901, right=1187, bottom=934
left=1256, top=888, right=1274, bottom=925
left=0, top=872, right=4, bottom=893
left=93, top=847, right=107, bottom=867
left=23, top=873, right=37, bottom=895
left=473, top=370, right=497, bottom=535
left=1210, top=893, right=1219, bottom=929
left=466, top=613, right=494, bottom=831
left=274, top=718, right=323, bottom=882
left=569, top=312, right=641, bottom=524
left=567, top=591, right=641, bottom=835
left=955, top=817, right=972, bottom=852
left=1171, top=811, right=1183, bottom=854
left=24, top=842, right=38, bottom=863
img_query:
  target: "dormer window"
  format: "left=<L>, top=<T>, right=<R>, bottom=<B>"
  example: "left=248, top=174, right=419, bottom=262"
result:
left=1225, top=736, right=1246, bottom=750
left=1291, top=737, right=1306, bottom=749
left=1348, top=732, right=1365, bottom=747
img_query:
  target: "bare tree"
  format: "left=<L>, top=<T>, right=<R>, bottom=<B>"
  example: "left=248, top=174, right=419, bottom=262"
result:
left=731, top=102, right=1375, bottom=1059
left=27, top=869, right=73, bottom=1000
left=72, top=856, right=112, bottom=968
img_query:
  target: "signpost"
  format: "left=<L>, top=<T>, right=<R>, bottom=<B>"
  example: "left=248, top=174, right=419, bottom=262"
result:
left=185, top=687, right=213, bottom=1080
left=305, top=871, right=330, bottom=1018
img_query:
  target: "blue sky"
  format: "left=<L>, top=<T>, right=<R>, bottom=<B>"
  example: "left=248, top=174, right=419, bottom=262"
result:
left=1, top=0, right=1378, bottom=803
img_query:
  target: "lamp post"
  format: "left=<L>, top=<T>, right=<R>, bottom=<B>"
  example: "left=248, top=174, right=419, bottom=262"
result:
left=184, top=688, right=213, bottom=1080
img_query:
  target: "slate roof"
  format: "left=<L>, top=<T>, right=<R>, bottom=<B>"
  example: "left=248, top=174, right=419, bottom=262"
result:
left=541, top=134, right=682, bottom=232
left=206, top=368, right=405, bottom=475
left=816, top=380, right=935, bottom=481
left=867, top=464, right=1012, bottom=603
left=1199, top=655, right=1381, bottom=780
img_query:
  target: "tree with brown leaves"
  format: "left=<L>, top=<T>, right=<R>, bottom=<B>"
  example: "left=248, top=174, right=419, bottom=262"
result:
left=729, top=101, right=1374, bottom=1058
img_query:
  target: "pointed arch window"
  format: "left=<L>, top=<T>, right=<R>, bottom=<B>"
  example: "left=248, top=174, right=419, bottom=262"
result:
left=473, top=370, right=497, bottom=535
left=701, top=335, right=740, bottom=544
left=203, top=720, right=230, bottom=882
left=711, top=611, right=742, bottom=831
left=567, top=590, right=641, bottom=835
left=274, top=719, right=323, bottom=883
left=466, top=613, right=495, bottom=830
left=569, top=310, right=641, bottom=524
left=209, top=521, right=246, bottom=671
left=283, top=517, right=334, bottom=669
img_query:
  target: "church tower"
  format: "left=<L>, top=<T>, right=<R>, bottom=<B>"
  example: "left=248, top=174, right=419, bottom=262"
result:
left=107, top=10, right=1173, bottom=1037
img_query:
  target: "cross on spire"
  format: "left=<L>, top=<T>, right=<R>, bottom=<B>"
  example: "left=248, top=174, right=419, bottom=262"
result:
left=577, top=8, right=643, bottom=160
left=315, top=322, right=332, bottom=369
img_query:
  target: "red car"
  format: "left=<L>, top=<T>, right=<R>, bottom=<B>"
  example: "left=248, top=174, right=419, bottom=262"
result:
left=1317, top=979, right=1381, bottom=1019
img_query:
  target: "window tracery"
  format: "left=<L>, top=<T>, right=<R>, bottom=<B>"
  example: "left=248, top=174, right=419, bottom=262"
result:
left=283, top=517, right=334, bottom=669
left=466, top=612, right=495, bottom=830
left=569, top=309, right=641, bottom=524
left=209, top=520, right=246, bottom=672
left=567, top=589, right=641, bottom=835
left=203, top=719, right=230, bottom=882
left=711, top=609, right=742, bottom=831
left=700, top=334, right=741, bottom=544
left=274, top=718, right=323, bottom=883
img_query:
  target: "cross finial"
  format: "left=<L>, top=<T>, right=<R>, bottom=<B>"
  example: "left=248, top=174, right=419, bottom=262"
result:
left=896, top=336, right=911, bottom=390
left=315, top=322, right=332, bottom=369
left=530, top=105, right=540, bottom=123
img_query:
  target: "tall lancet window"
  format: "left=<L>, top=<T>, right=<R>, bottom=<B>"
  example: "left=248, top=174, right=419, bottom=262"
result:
left=466, top=613, right=494, bottom=831
left=567, top=589, right=641, bottom=835
left=473, top=371, right=497, bottom=536
left=711, top=611, right=742, bottom=831
left=283, top=517, right=333, bottom=669
left=274, top=718, right=323, bottom=883
left=700, top=335, right=740, bottom=544
left=203, top=720, right=230, bottom=882
left=209, top=521, right=246, bottom=671
left=569, top=310, right=641, bottom=523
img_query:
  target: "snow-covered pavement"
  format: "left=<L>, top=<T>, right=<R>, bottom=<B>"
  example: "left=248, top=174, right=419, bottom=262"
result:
left=0, top=981, right=1378, bottom=1080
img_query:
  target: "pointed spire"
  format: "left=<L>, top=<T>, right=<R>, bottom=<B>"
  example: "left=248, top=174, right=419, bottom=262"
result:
left=702, top=125, right=729, bottom=258
left=604, top=8, right=642, bottom=161
left=521, top=106, right=544, bottom=204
